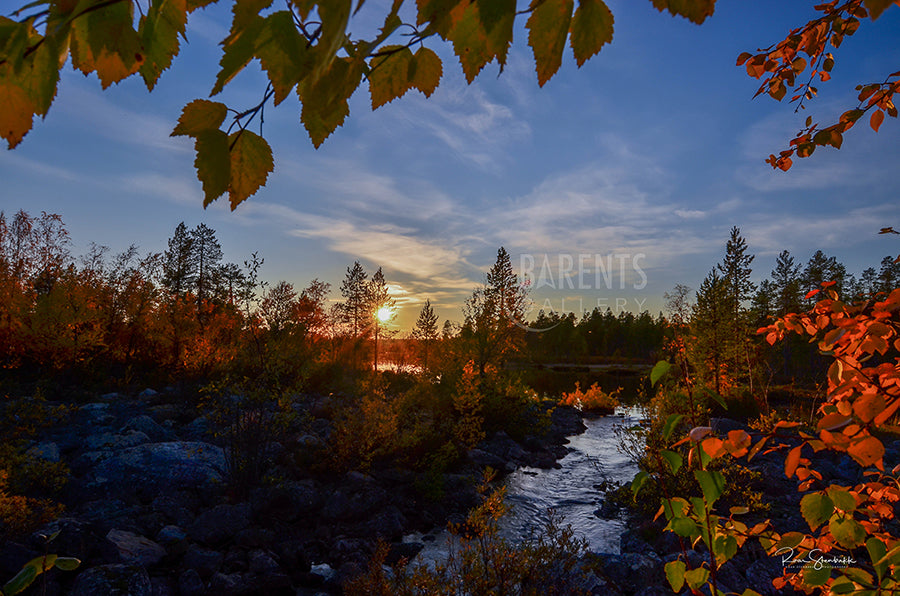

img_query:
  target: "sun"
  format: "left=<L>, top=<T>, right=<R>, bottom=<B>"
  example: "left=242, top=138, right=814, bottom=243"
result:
left=376, top=306, right=393, bottom=322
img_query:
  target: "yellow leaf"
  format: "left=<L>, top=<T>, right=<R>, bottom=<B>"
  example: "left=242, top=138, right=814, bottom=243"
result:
left=570, top=0, right=614, bottom=67
left=409, top=47, right=442, bottom=98
left=527, top=0, right=574, bottom=87
left=0, top=79, right=35, bottom=149
left=227, top=130, right=274, bottom=210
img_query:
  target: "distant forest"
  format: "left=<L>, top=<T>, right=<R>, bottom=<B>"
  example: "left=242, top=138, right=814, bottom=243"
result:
left=0, top=210, right=897, bottom=394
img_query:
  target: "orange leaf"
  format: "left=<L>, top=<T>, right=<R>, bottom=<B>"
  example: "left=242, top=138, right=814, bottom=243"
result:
left=785, top=444, right=803, bottom=478
left=848, top=435, right=885, bottom=469
left=870, top=109, right=885, bottom=132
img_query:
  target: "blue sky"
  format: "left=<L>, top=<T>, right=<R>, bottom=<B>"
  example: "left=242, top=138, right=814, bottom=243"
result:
left=1, top=0, right=899, bottom=330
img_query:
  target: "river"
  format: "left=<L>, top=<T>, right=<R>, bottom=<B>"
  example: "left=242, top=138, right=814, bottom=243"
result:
left=412, top=406, right=643, bottom=566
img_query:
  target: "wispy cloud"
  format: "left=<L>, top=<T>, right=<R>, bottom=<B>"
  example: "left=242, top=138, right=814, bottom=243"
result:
left=55, top=75, right=190, bottom=154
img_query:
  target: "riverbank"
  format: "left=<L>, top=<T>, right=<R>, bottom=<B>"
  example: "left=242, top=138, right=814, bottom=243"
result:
left=0, top=387, right=586, bottom=595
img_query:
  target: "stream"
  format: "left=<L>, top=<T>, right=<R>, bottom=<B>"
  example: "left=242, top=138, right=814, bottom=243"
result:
left=412, top=406, right=643, bottom=566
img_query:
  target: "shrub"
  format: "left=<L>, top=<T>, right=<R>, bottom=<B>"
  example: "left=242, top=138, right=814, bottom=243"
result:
left=558, top=382, right=619, bottom=413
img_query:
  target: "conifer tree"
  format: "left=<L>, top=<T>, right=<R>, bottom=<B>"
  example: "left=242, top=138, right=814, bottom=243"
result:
left=413, top=299, right=439, bottom=372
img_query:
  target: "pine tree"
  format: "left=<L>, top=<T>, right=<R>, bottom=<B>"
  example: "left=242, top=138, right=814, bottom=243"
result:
left=190, top=223, right=223, bottom=312
left=368, top=267, right=394, bottom=371
left=462, top=247, right=527, bottom=375
left=770, top=250, right=802, bottom=316
left=340, top=261, right=369, bottom=340
left=689, top=269, right=732, bottom=395
left=801, top=250, right=846, bottom=304
left=717, top=226, right=755, bottom=316
left=413, top=298, right=439, bottom=372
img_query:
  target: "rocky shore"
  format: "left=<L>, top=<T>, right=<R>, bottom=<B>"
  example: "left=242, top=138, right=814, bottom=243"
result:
left=582, top=416, right=900, bottom=596
left=0, top=388, right=586, bottom=595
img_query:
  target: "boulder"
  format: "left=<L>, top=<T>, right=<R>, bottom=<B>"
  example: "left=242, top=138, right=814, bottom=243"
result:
left=82, top=441, right=226, bottom=499
left=69, top=564, right=152, bottom=596
left=188, top=503, right=251, bottom=546
left=105, top=529, right=166, bottom=567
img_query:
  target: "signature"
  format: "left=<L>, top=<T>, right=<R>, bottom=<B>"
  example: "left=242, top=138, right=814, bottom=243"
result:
left=775, top=547, right=856, bottom=570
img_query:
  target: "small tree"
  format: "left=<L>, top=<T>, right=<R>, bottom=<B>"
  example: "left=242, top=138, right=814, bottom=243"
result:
left=412, top=298, right=439, bottom=373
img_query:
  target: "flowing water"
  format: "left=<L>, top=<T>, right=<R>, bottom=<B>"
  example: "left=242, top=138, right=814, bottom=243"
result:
left=499, top=406, right=642, bottom=553
left=412, top=406, right=643, bottom=566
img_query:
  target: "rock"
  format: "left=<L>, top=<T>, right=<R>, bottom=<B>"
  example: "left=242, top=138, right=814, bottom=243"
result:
left=105, top=529, right=166, bottom=567
left=248, top=549, right=280, bottom=574
left=386, top=542, right=424, bottom=566
left=744, top=557, right=784, bottom=596
left=209, top=572, right=248, bottom=595
left=309, top=562, right=336, bottom=583
left=250, top=480, right=323, bottom=522
left=466, top=448, right=506, bottom=470
left=182, top=544, right=224, bottom=578
left=366, top=506, right=407, bottom=541
left=84, top=430, right=150, bottom=451
left=156, top=525, right=188, bottom=555
left=83, top=441, right=226, bottom=500
left=121, top=415, right=174, bottom=442
left=27, top=441, right=60, bottom=462
left=70, top=564, right=152, bottom=596
left=178, top=568, right=205, bottom=596
left=595, top=551, right=664, bottom=594
left=31, top=518, right=119, bottom=565
left=139, top=388, right=159, bottom=398
left=188, top=503, right=252, bottom=546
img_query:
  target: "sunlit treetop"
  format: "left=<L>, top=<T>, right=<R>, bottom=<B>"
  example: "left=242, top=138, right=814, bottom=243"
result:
left=1, top=0, right=897, bottom=209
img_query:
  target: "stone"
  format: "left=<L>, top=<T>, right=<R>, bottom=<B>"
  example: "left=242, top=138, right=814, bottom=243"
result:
left=182, top=544, right=224, bottom=578
left=27, top=441, right=60, bottom=462
left=177, top=568, right=205, bottom=596
left=83, top=441, right=226, bottom=499
left=105, top=529, right=166, bottom=567
left=69, top=564, right=152, bottom=596
left=188, top=503, right=252, bottom=546
left=121, top=415, right=174, bottom=442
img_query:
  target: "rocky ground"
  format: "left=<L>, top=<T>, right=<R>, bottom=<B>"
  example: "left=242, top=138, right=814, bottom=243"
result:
left=585, top=416, right=900, bottom=596
left=0, top=387, right=586, bottom=595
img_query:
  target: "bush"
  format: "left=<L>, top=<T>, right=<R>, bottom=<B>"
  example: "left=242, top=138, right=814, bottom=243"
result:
left=558, top=383, right=619, bottom=413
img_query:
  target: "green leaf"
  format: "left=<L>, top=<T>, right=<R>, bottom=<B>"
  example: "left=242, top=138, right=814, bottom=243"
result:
left=527, top=0, right=574, bottom=87
left=227, top=130, right=274, bottom=210
left=661, top=449, right=682, bottom=475
left=670, top=515, right=698, bottom=538
left=650, top=360, right=671, bottom=387
left=139, top=0, right=188, bottom=91
left=570, top=0, right=613, bottom=67
left=662, top=413, right=683, bottom=441
left=193, top=129, right=230, bottom=206
left=309, top=0, right=352, bottom=81
left=827, top=487, right=857, bottom=512
left=631, top=470, right=649, bottom=496
left=171, top=99, right=228, bottom=137
left=867, top=537, right=887, bottom=581
left=684, top=567, right=710, bottom=589
left=68, top=0, right=143, bottom=88
left=863, top=0, right=896, bottom=19
left=801, top=564, right=832, bottom=587
left=2, top=564, right=37, bottom=595
left=713, top=534, right=738, bottom=564
left=648, top=0, right=717, bottom=24
left=665, top=560, right=686, bottom=592
left=211, top=13, right=266, bottom=96
left=447, top=1, right=492, bottom=83
left=299, top=56, right=364, bottom=147
left=694, top=469, right=725, bottom=505
left=800, top=492, right=834, bottom=531
left=53, top=557, right=80, bottom=571
left=256, top=11, right=312, bottom=105
left=409, top=47, right=442, bottom=98
left=369, top=45, right=414, bottom=109
left=829, top=516, right=866, bottom=549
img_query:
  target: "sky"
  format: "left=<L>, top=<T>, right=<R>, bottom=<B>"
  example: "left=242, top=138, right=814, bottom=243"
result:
left=1, top=0, right=899, bottom=331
